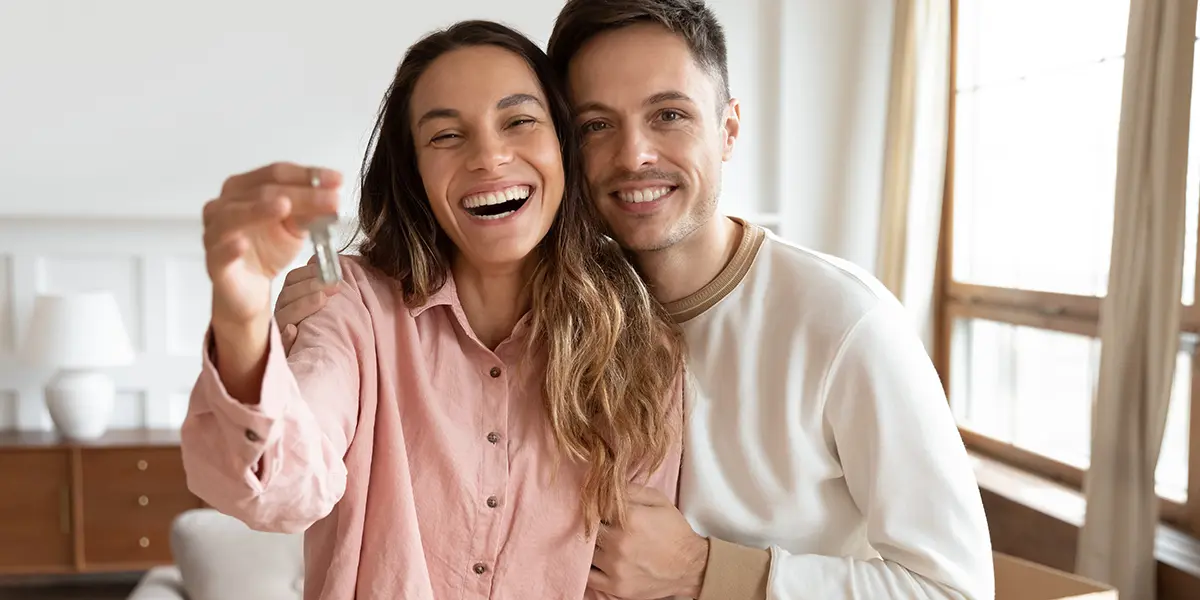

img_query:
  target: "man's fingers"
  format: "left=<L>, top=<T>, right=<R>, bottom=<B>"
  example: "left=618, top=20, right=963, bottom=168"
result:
left=587, top=567, right=615, bottom=595
left=221, top=162, right=343, bottom=196
left=628, top=484, right=671, bottom=507
left=590, top=542, right=616, bottom=582
left=276, top=274, right=331, bottom=309
left=280, top=323, right=298, bottom=354
left=283, top=263, right=320, bottom=286
left=274, top=290, right=329, bottom=328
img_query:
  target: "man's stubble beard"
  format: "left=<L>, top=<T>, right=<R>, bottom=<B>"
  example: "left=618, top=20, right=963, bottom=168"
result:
left=635, top=179, right=721, bottom=254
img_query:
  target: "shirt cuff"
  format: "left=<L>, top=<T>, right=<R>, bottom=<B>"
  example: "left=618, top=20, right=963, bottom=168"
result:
left=697, top=537, right=770, bottom=600
left=194, top=322, right=290, bottom=476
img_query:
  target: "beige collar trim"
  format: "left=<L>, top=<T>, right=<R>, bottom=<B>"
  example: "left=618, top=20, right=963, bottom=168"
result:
left=663, top=217, right=766, bottom=323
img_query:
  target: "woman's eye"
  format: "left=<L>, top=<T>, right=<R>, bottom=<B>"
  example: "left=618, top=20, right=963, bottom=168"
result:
left=661, top=110, right=683, bottom=121
left=581, top=121, right=608, bottom=134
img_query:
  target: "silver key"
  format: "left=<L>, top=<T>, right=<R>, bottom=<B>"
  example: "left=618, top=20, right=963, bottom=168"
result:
left=308, top=215, right=342, bottom=285
left=306, top=168, right=341, bottom=286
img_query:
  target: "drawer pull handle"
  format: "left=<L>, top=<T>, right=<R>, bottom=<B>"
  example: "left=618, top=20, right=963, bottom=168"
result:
left=138, top=495, right=149, bottom=507
left=139, top=537, right=150, bottom=548
left=137, top=460, right=148, bottom=471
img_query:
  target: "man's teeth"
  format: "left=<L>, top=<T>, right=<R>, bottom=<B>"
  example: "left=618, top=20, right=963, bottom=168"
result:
left=462, top=185, right=531, bottom=209
left=617, top=187, right=672, bottom=203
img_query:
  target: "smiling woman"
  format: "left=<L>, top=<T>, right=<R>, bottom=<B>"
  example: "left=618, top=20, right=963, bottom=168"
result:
left=180, top=19, right=686, bottom=600
left=406, top=50, right=564, bottom=273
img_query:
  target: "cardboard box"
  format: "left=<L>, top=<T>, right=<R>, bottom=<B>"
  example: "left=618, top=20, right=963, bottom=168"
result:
left=995, top=552, right=1117, bottom=599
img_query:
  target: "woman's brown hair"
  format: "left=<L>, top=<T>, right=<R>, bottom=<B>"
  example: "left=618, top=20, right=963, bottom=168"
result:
left=354, top=20, right=684, bottom=531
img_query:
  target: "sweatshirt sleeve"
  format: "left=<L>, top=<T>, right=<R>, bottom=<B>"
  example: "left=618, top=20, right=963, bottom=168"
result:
left=180, top=259, right=373, bottom=534
left=699, top=300, right=994, bottom=600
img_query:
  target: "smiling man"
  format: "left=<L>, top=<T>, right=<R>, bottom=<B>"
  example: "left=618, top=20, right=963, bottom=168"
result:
left=546, top=1, right=994, bottom=599
left=272, top=1, right=995, bottom=598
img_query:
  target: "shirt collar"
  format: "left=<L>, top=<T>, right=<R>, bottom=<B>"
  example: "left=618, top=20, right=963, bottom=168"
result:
left=408, top=275, right=460, bottom=317
left=407, top=271, right=536, bottom=351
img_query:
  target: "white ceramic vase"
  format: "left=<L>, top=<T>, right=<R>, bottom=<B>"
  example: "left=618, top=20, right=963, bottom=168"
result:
left=44, top=369, right=114, bottom=440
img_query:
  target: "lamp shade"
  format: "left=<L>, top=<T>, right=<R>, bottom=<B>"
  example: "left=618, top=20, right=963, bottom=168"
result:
left=23, top=291, right=136, bottom=369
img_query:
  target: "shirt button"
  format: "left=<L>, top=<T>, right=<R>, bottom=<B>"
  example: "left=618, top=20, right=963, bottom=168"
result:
left=473, top=562, right=487, bottom=575
left=486, top=496, right=499, bottom=508
left=245, top=429, right=261, bottom=442
left=486, top=432, right=500, bottom=444
left=489, top=366, right=502, bottom=378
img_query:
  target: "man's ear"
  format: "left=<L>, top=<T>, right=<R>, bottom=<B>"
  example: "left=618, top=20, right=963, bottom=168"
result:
left=720, top=98, right=741, bottom=161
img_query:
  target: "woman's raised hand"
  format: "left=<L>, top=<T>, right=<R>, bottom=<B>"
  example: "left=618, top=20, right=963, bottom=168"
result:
left=203, top=162, right=342, bottom=328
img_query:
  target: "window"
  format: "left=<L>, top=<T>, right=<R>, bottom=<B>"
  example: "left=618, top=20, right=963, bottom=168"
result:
left=939, top=0, right=1200, bottom=530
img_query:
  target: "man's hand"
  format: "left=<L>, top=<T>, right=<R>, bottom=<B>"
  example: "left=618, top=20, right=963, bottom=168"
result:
left=275, top=263, right=338, bottom=352
left=589, top=485, right=710, bottom=599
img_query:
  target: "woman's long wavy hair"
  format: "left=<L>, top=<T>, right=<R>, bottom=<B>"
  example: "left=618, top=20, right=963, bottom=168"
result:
left=355, top=20, right=685, bottom=531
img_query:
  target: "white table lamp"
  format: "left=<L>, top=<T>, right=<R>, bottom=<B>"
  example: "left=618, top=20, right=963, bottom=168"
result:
left=23, top=291, right=136, bottom=440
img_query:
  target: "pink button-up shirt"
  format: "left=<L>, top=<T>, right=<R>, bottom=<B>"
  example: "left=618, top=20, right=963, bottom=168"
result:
left=181, top=256, right=682, bottom=600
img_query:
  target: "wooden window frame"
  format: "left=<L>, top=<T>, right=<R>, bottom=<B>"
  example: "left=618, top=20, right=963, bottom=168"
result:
left=935, top=0, right=1200, bottom=535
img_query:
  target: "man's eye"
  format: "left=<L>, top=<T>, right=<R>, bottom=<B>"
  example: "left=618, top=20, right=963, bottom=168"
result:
left=661, top=110, right=683, bottom=121
left=581, top=121, right=608, bottom=134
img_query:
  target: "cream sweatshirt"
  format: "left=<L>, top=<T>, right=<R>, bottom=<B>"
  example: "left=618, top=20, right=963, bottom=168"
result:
left=668, top=219, right=994, bottom=600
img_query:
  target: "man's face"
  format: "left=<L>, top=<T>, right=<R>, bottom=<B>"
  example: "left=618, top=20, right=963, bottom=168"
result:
left=567, top=23, right=739, bottom=252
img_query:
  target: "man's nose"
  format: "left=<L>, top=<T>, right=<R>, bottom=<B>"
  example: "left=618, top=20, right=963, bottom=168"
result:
left=614, top=127, right=658, bottom=171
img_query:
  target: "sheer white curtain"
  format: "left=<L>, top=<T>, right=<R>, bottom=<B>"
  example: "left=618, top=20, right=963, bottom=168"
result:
left=769, top=0, right=950, bottom=346
left=875, top=0, right=952, bottom=351
left=1076, top=0, right=1197, bottom=597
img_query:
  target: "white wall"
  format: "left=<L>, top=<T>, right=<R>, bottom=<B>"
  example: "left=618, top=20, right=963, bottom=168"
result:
left=0, top=0, right=895, bottom=430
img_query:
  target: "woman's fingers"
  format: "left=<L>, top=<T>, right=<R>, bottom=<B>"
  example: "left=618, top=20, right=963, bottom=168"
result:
left=204, top=233, right=248, bottom=276
left=202, top=195, right=292, bottom=251
left=220, top=162, right=343, bottom=196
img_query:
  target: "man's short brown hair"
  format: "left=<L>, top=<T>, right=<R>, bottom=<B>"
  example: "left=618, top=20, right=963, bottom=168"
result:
left=548, top=0, right=731, bottom=108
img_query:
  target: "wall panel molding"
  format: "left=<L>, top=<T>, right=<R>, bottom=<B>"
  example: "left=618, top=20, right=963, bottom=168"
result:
left=0, top=218, right=308, bottom=433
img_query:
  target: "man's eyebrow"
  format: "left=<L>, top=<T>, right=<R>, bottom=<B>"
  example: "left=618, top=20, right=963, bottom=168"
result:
left=574, top=101, right=610, bottom=115
left=574, top=91, right=696, bottom=115
left=417, top=94, right=544, bottom=128
left=645, top=90, right=694, bottom=106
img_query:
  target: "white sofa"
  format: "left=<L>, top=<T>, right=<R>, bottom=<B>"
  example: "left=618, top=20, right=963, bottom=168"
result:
left=126, top=509, right=305, bottom=600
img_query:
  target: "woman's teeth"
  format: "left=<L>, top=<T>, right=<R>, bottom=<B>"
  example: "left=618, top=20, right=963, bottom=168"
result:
left=617, top=187, right=672, bottom=203
left=462, top=185, right=531, bottom=208
left=462, top=185, right=532, bottom=219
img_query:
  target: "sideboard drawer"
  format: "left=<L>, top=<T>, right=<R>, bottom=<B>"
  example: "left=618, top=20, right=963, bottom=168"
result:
left=81, top=447, right=189, bottom=494
left=0, top=449, right=74, bottom=573
left=79, top=447, right=200, bottom=567
left=81, top=490, right=199, bottom=566
left=0, top=429, right=192, bottom=575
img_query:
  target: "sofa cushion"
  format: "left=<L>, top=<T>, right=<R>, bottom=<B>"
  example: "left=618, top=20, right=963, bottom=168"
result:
left=170, top=508, right=304, bottom=600
left=127, top=566, right=187, bottom=600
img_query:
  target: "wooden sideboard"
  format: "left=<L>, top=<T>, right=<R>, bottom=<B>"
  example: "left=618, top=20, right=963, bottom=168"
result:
left=0, top=429, right=203, bottom=576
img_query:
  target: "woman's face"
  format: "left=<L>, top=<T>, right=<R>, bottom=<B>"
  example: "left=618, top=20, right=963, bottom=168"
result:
left=410, top=45, right=565, bottom=272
